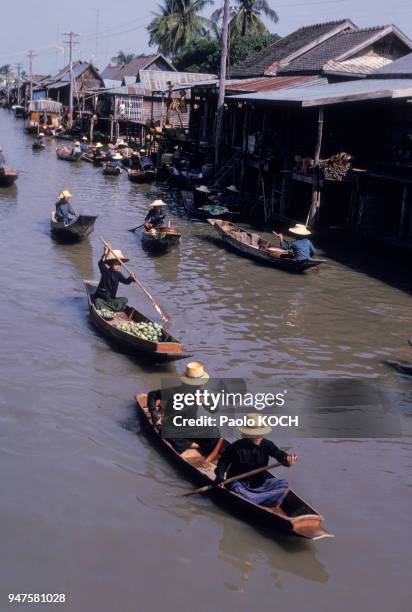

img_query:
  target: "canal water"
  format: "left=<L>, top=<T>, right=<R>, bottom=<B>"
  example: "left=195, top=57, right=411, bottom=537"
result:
left=0, top=109, right=411, bottom=612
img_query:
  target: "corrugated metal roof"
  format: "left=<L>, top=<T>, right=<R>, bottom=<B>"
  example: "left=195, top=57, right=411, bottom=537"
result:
left=372, top=51, right=412, bottom=77
left=229, top=78, right=412, bottom=107
left=324, top=55, right=392, bottom=75
left=101, top=84, right=145, bottom=96
left=138, top=70, right=216, bottom=93
left=28, top=99, right=62, bottom=112
left=226, top=75, right=319, bottom=92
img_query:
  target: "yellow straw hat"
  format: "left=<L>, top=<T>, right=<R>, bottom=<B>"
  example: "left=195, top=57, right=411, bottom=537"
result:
left=95, top=142, right=103, bottom=148
left=289, top=224, right=311, bottom=236
left=180, top=362, right=210, bottom=386
left=150, top=199, right=167, bottom=207
left=226, top=184, right=239, bottom=193
left=112, top=153, right=123, bottom=160
left=196, top=185, right=210, bottom=194
left=58, top=190, right=72, bottom=199
left=38, top=132, right=45, bottom=137
left=103, top=249, right=129, bottom=263
left=239, top=413, right=272, bottom=436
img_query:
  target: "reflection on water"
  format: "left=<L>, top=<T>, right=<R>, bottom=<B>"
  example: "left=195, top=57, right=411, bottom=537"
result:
left=0, top=109, right=411, bottom=612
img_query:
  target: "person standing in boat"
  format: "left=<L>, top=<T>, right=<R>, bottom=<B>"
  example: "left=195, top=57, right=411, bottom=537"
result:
left=213, top=414, right=297, bottom=507
left=70, top=140, right=82, bottom=160
left=94, top=247, right=136, bottom=313
left=80, top=136, right=89, bottom=153
left=273, top=224, right=316, bottom=262
left=147, top=361, right=222, bottom=460
left=55, top=190, right=78, bottom=225
left=144, top=200, right=167, bottom=230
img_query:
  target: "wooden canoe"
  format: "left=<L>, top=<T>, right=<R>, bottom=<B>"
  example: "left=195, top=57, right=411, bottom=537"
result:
left=56, top=147, right=81, bottom=162
left=142, top=226, right=181, bottom=252
left=51, top=212, right=97, bottom=242
left=128, top=168, right=156, bottom=184
left=102, top=164, right=123, bottom=176
left=385, top=360, right=412, bottom=375
left=32, top=142, right=46, bottom=150
left=208, top=219, right=325, bottom=273
left=84, top=281, right=189, bottom=362
left=136, top=394, right=333, bottom=541
left=0, top=167, right=18, bottom=187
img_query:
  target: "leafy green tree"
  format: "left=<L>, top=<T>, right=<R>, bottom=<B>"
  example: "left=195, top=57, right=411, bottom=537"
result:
left=174, top=32, right=280, bottom=73
left=0, top=64, right=11, bottom=75
left=111, top=51, right=136, bottom=64
left=212, top=0, right=278, bottom=37
left=147, top=0, right=214, bottom=58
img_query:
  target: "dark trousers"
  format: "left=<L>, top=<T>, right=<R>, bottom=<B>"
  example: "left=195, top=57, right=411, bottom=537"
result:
left=95, top=297, right=128, bottom=312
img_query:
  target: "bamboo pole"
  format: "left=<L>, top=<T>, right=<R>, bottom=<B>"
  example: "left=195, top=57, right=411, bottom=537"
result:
left=307, top=107, right=324, bottom=227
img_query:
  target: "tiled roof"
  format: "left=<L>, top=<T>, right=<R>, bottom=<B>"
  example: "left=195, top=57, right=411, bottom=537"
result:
left=101, top=54, right=176, bottom=81
left=230, top=20, right=355, bottom=78
left=279, top=26, right=394, bottom=74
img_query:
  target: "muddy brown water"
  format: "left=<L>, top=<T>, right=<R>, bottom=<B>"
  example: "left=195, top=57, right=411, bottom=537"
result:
left=0, top=110, right=411, bottom=612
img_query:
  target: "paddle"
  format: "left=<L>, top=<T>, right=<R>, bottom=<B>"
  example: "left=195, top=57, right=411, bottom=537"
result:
left=181, top=461, right=283, bottom=498
left=99, top=236, right=171, bottom=326
left=128, top=223, right=145, bottom=233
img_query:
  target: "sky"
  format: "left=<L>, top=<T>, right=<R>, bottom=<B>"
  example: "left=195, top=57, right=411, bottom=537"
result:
left=1, top=0, right=412, bottom=75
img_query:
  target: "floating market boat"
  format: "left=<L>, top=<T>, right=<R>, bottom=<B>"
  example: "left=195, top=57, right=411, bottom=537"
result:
left=0, top=167, right=18, bottom=187
left=180, top=190, right=239, bottom=221
left=208, top=219, right=325, bottom=273
left=136, top=394, right=334, bottom=541
left=127, top=168, right=156, bottom=184
left=84, top=281, right=188, bottom=361
left=142, top=226, right=181, bottom=252
left=56, top=146, right=81, bottom=162
left=51, top=212, right=97, bottom=242
left=102, top=164, right=123, bottom=176
left=32, top=142, right=46, bottom=150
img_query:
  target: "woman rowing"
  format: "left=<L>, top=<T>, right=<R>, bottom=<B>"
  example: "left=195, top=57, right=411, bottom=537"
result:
left=213, top=413, right=297, bottom=507
left=94, top=247, right=136, bottom=313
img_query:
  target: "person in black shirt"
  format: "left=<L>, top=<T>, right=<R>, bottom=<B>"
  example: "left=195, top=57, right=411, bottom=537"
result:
left=147, top=361, right=221, bottom=460
left=94, top=247, right=136, bottom=312
left=214, top=413, right=297, bottom=507
left=144, top=199, right=167, bottom=230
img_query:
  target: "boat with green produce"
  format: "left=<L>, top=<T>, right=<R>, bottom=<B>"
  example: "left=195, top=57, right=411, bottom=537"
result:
left=84, top=280, right=189, bottom=361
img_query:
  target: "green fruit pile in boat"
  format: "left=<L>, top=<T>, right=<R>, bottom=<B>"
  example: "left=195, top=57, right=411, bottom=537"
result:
left=114, top=320, right=163, bottom=341
left=199, top=204, right=229, bottom=215
left=97, top=308, right=115, bottom=320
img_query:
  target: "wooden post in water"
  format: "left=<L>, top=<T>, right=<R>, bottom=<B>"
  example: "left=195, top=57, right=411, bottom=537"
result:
left=398, top=185, right=408, bottom=240
left=308, top=107, right=324, bottom=227
left=214, top=0, right=230, bottom=170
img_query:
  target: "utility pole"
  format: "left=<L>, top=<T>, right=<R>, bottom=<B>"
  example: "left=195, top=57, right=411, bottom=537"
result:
left=62, top=31, right=80, bottom=128
left=214, top=0, right=230, bottom=170
left=15, top=63, right=22, bottom=106
left=27, top=49, right=36, bottom=103
left=93, top=8, right=100, bottom=64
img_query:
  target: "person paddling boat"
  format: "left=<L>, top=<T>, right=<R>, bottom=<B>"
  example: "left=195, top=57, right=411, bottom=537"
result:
left=55, top=190, right=78, bottom=225
left=144, top=199, right=167, bottom=231
left=94, top=246, right=136, bottom=313
left=213, top=413, right=297, bottom=507
left=273, top=224, right=316, bottom=262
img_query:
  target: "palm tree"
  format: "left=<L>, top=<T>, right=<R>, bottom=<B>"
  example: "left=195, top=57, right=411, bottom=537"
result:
left=212, top=0, right=278, bottom=37
left=147, top=0, right=214, bottom=59
left=0, top=64, right=10, bottom=75
left=111, top=51, right=136, bottom=65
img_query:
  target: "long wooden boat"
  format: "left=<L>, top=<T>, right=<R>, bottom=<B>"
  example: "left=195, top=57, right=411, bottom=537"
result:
left=56, top=146, right=81, bottom=162
left=102, top=164, right=123, bottom=176
left=51, top=212, right=97, bottom=242
left=0, top=167, right=18, bottom=187
left=128, top=168, right=156, bottom=184
left=84, top=281, right=189, bottom=362
left=208, top=219, right=325, bottom=272
left=136, top=394, right=333, bottom=541
left=181, top=190, right=239, bottom=221
left=32, top=142, right=46, bottom=150
left=142, top=226, right=181, bottom=252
